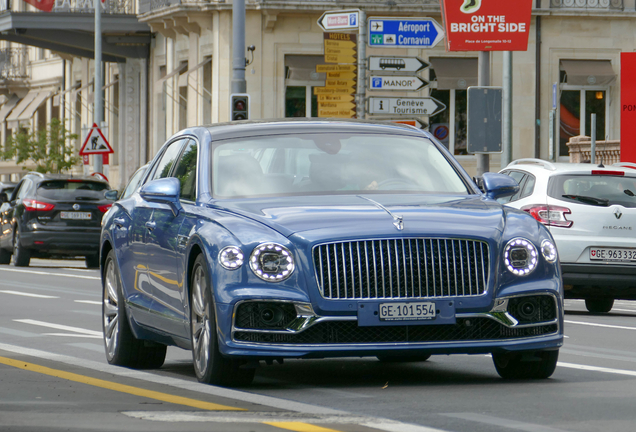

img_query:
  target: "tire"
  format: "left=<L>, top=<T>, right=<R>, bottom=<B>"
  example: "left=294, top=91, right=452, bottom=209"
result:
left=493, top=350, right=559, bottom=379
left=102, top=249, right=166, bottom=369
left=85, top=254, right=100, bottom=269
left=377, top=354, right=431, bottom=363
left=0, top=247, right=11, bottom=264
left=585, top=298, right=614, bottom=313
left=12, top=227, right=30, bottom=267
left=190, top=254, right=255, bottom=386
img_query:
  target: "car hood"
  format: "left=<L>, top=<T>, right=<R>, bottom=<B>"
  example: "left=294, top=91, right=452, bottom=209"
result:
left=209, top=194, right=505, bottom=243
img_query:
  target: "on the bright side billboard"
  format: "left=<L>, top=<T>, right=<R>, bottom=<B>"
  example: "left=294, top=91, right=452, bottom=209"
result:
left=440, top=0, right=533, bottom=51
left=621, top=53, right=636, bottom=163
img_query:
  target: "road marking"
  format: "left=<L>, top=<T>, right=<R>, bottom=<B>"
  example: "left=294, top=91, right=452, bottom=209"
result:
left=609, top=308, right=636, bottom=313
left=0, top=267, right=100, bottom=280
left=441, top=413, right=568, bottom=432
left=565, top=320, right=636, bottom=331
left=75, top=300, right=101, bottom=305
left=0, top=290, right=59, bottom=299
left=43, top=333, right=102, bottom=339
left=559, top=361, right=636, bottom=377
left=0, top=356, right=245, bottom=411
left=264, top=423, right=344, bottom=432
left=14, top=319, right=101, bottom=336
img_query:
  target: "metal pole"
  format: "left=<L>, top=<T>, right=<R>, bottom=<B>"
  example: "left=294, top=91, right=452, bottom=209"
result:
left=94, top=0, right=103, bottom=173
left=476, top=51, right=490, bottom=176
left=231, top=0, right=246, bottom=94
left=357, top=10, right=366, bottom=119
left=502, top=51, right=512, bottom=168
left=591, top=113, right=596, bottom=164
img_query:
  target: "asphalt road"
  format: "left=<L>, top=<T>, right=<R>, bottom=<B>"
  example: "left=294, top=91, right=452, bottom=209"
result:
left=1, top=258, right=636, bottom=432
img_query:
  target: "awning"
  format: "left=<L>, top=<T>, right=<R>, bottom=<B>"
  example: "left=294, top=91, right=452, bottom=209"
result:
left=5, top=90, right=40, bottom=125
left=8, top=91, right=52, bottom=127
left=179, top=58, right=211, bottom=88
left=156, top=62, right=187, bottom=92
left=285, top=55, right=326, bottom=81
left=53, top=82, right=81, bottom=106
left=560, top=59, right=616, bottom=86
left=0, top=95, right=21, bottom=123
left=429, top=57, right=478, bottom=90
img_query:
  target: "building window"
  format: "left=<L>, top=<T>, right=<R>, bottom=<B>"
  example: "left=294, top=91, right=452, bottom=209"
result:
left=284, top=55, right=324, bottom=118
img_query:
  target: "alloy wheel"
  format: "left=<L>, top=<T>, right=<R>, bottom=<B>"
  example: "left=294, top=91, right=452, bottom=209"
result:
left=191, top=264, right=211, bottom=377
left=102, top=258, right=119, bottom=361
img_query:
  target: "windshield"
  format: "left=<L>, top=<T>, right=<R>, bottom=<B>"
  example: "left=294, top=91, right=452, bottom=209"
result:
left=548, top=174, right=636, bottom=208
left=211, top=133, right=470, bottom=198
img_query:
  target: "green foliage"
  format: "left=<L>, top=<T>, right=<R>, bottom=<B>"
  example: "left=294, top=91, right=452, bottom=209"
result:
left=2, top=118, right=79, bottom=174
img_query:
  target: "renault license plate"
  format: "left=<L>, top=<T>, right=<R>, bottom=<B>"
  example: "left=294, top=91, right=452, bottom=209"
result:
left=379, top=302, right=436, bottom=321
left=60, top=211, right=91, bottom=220
left=590, top=247, right=636, bottom=262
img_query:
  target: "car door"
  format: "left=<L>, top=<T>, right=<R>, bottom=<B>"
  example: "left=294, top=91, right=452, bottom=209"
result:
left=0, top=178, right=33, bottom=250
left=142, top=138, right=190, bottom=335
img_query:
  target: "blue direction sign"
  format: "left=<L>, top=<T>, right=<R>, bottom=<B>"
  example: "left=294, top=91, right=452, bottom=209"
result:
left=368, top=17, right=445, bottom=49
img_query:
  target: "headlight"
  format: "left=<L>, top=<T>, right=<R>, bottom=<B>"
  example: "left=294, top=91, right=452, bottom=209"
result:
left=541, top=239, right=558, bottom=263
left=503, top=238, right=538, bottom=276
left=219, top=246, right=244, bottom=270
left=249, top=243, right=295, bottom=282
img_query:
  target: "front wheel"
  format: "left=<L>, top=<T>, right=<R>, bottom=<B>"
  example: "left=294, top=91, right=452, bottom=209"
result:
left=13, top=227, right=30, bottom=267
left=190, top=254, right=254, bottom=386
left=492, top=350, right=559, bottom=379
left=585, top=298, right=614, bottom=313
left=102, top=249, right=166, bottom=369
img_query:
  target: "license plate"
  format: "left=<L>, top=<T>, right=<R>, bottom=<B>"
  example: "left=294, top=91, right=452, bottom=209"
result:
left=379, top=302, right=436, bottom=321
left=590, top=247, right=636, bottom=262
left=60, top=211, right=92, bottom=220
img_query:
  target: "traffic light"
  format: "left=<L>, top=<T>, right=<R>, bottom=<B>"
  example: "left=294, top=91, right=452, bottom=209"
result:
left=230, top=93, right=250, bottom=121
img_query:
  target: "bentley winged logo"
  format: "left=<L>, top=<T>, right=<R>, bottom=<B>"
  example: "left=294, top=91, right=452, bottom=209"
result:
left=615, top=208, right=623, bottom=220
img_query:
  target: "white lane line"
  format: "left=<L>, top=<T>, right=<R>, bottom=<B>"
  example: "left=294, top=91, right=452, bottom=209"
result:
left=610, top=308, right=636, bottom=313
left=43, top=333, right=102, bottom=339
left=74, top=300, right=101, bottom=305
left=559, top=362, right=636, bottom=377
left=0, top=267, right=100, bottom=280
left=565, top=320, right=636, bottom=331
left=441, top=413, right=568, bottom=432
left=0, top=290, right=59, bottom=299
left=14, top=319, right=101, bottom=336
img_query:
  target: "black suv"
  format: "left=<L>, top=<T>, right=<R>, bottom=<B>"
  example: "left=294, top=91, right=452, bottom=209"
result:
left=0, top=172, right=114, bottom=268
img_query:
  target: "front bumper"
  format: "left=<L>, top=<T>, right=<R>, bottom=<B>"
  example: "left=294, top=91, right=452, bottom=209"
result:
left=217, top=293, right=563, bottom=359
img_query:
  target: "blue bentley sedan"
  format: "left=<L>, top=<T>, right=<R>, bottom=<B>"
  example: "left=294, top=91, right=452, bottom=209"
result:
left=100, top=119, right=563, bottom=386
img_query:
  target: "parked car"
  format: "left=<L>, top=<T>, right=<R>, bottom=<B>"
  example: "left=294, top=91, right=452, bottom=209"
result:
left=0, top=181, right=17, bottom=201
left=499, top=158, right=636, bottom=313
left=100, top=120, right=563, bottom=386
left=0, top=172, right=114, bottom=268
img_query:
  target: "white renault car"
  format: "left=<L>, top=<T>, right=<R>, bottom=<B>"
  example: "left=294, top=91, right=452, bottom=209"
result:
left=499, top=158, right=636, bottom=313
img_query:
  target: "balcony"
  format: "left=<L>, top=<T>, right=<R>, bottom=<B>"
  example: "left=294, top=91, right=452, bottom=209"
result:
left=0, top=48, right=28, bottom=80
left=550, top=0, right=623, bottom=10
left=53, top=0, right=137, bottom=14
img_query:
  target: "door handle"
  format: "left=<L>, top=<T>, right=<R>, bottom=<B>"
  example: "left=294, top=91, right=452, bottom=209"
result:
left=113, top=217, right=126, bottom=227
left=145, top=221, right=156, bottom=231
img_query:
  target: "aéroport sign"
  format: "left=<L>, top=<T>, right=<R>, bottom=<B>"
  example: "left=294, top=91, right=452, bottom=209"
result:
left=440, top=0, right=532, bottom=51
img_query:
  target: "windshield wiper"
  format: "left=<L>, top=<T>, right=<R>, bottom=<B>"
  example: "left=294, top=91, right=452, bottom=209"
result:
left=562, top=194, right=610, bottom=206
left=624, top=189, right=635, bottom=197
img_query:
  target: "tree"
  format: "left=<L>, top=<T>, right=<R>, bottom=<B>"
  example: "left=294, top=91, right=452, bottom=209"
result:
left=2, top=118, right=79, bottom=173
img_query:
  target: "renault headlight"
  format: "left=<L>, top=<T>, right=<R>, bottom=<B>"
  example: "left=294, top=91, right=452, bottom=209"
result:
left=249, top=243, right=295, bottom=282
left=503, top=238, right=538, bottom=276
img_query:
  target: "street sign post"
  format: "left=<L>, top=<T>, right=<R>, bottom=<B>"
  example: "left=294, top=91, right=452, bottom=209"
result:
left=317, top=9, right=360, bottom=32
left=368, top=96, right=446, bottom=117
left=79, top=123, right=114, bottom=156
left=467, top=86, right=503, bottom=153
left=368, top=17, right=444, bottom=49
left=368, top=56, right=429, bottom=73
left=369, top=75, right=428, bottom=91
left=390, top=119, right=428, bottom=129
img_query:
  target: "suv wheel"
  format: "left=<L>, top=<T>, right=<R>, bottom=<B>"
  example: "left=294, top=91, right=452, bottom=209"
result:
left=493, top=350, right=559, bottom=379
left=13, top=227, right=30, bottom=267
left=585, top=298, right=614, bottom=313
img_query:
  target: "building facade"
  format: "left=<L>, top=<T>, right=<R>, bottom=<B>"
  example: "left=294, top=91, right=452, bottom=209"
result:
left=0, top=0, right=632, bottom=188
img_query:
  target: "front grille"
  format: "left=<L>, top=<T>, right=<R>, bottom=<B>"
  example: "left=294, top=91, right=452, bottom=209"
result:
left=313, top=239, right=489, bottom=300
left=234, top=318, right=557, bottom=344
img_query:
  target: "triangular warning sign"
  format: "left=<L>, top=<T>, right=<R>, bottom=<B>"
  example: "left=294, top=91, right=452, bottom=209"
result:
left=79, top=123, right=114, bottom=155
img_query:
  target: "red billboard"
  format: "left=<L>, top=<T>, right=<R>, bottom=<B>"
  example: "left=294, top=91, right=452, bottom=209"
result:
left=621, top=52, right=636, bottom=163
left=440, top=0, right=533, bottom=52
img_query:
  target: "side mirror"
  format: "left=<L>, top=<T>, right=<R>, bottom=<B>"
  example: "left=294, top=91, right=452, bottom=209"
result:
left=104, top=190, right=119, bottom=201
left=139, top=177, right=182, bottom=217
left=481, top=172, right=519, bottom=200
left=0, top=192, right=8, bottom=203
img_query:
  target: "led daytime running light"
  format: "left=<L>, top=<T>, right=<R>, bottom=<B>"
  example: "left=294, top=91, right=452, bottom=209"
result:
left=541, top=239, right=558, bottom=263
left=219, top=246, right=244, bottom=270
left=503, top=237, right=538, bottom=276
left=249, top=242, right=295, bottom=282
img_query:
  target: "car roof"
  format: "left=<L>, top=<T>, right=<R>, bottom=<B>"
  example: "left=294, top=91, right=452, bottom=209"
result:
left=24, top=172, right=110, bottom=185
left=502, top=158, right=636, bottom=176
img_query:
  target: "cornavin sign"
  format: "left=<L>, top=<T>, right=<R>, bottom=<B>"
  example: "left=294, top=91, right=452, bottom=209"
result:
left=440, top=0, right=532, bottom=51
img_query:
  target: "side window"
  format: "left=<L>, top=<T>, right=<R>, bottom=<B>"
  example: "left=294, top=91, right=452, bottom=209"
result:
left=147, top=139, right=187, bottom=182
left=120, top=166, right=148, bottom=200
left=172, top=140, right=198, bottom=201
left=507, top=171, right=527, bottom=203
left=520, top=175, right=536, bottom=199
left=15, top=179, right=32, bottom=200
